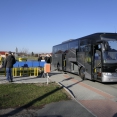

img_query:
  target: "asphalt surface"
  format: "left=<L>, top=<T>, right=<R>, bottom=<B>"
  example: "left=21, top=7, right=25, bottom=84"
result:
left=0, top=71, right=117, bottom=117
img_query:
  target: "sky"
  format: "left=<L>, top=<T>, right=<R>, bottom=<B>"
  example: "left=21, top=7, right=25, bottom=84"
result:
left=0, top=0, right=117, bottom=54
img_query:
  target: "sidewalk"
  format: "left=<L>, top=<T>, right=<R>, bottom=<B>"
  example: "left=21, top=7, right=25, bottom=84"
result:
left=49, top=71, right=117, bottom=117
left=0, top=76, right=48, bottom=84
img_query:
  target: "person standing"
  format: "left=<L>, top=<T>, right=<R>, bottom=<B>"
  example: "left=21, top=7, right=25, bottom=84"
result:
left=44, top=54, right=49, bottom=63
left=4, top=51, right=16, bottom=82
left=49, top=54, right=52, bottom=64
left=0, top=54, right=4, bottom=68
left=44, top=54, right=52, bottom=64
left=48, top=54, right=52, bottom=71
left=38, top=54, right=42, bottom=61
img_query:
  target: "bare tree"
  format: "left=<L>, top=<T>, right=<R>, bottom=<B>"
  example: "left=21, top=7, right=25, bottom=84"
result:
left=34, top=53, right=38, bottom=57
left=19, top=48, right=29, bottom=56
left=31, top=52, right=34, bottom=56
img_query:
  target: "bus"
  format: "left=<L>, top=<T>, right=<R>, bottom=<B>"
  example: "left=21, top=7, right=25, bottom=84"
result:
left=51, top=32, right=117, bottom=82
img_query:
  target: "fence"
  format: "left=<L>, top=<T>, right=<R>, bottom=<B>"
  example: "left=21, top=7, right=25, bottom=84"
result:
left=0, top=61, right=46, bottom=77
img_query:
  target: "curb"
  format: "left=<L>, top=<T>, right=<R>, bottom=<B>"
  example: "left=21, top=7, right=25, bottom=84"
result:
left=48, top=77, right=75, bottom=99
left=58, top=82, right=76, bottom=99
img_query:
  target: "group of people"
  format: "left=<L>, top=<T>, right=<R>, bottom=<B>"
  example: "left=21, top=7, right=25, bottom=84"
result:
left=38, top=54, right=52, bottom=64
left=38, top=54, right=52, bottom=78
left=2, top=53, right=52, bottom=82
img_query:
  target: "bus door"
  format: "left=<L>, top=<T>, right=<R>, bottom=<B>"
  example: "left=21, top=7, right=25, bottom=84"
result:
left=84, top=45, right=92, bottom=79
left=93, top=44, right=102, bottom=81
left=62, top=54, right=66, bottom=71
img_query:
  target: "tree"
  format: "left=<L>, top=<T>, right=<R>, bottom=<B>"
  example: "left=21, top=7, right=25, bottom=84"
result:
left=34, top=54, right=38, bottom=57
left=16, top=47, right=18, bottom=53
left=31, top=52, right=34, bottom=56
left=19, top=48, right=29, bottom=56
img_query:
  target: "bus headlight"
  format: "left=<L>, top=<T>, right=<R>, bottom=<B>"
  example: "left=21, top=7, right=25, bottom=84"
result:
left=103, top=73, right=112, bottom=76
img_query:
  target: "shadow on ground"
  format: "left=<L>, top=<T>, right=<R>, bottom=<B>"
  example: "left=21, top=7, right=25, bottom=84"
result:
left=0, top=86, right=64, bottom=117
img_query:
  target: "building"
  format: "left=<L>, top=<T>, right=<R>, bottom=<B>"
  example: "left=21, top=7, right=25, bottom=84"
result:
left=0, top=51, right=8, bottom=58
left=0, top=51, right=15, bottom=58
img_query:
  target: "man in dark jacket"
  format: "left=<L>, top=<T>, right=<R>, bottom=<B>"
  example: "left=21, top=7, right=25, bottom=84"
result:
left=45, top=54, right=52, bottom=63
left=44, top=54, right=49, bottom=63
left=4, top=51, right=16, bottom=82
left=38, top=54, right=42, bottom=61
left=49, top=54, right=52, bottom=64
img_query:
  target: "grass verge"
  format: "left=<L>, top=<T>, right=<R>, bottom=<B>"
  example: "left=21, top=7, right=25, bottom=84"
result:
left=0, top=82, right=71, bottom=109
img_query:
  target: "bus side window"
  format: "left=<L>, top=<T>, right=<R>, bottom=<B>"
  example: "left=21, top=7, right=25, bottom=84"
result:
left=116, top=54, right=117, bottom=60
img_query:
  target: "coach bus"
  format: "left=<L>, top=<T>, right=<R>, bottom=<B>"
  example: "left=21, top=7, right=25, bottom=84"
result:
left=52, top=33, right=117, bottom=82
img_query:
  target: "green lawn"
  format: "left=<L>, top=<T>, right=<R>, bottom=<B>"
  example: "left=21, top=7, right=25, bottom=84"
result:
left=16, top=56, right=38, bottom=61
left=0, top=83, right=71, bottom=109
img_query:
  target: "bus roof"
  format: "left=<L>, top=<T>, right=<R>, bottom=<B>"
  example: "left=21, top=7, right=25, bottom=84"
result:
left=53, top=32, right=117, bottom=47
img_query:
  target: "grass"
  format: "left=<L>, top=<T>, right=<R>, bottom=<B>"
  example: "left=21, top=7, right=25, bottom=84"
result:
left=0, top=82, right=71, bottom=109
left=15, top=56, right=38, bottom=61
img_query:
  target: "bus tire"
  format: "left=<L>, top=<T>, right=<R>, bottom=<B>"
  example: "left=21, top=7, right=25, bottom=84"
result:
left=80, top=67, right=85, bottom=80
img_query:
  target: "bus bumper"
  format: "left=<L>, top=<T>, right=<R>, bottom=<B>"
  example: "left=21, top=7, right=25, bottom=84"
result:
left=102, top=72, right=117, bottom=82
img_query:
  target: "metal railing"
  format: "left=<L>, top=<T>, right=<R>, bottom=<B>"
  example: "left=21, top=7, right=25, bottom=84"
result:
left=0, top=61, right=46, bottom=77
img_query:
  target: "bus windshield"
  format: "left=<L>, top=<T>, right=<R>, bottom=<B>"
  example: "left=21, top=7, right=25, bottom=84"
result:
left=103, top=40, right=117, bottom=63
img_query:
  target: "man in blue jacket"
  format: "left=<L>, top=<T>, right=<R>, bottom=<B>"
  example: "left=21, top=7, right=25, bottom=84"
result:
left=4, top=51, right=16, bottom=82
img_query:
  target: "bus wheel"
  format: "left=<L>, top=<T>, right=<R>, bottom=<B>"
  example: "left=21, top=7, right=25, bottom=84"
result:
left=80, top=67, right=85, bottom=80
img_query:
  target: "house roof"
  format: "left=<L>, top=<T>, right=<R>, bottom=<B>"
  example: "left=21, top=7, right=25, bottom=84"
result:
left=0, top=51, right=7, bottom=55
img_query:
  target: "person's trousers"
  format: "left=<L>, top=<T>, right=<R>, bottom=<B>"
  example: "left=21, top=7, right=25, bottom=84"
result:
left=6, top=68, right=13, bottom=81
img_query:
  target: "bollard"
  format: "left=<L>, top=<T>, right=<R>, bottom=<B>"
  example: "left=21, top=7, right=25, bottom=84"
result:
left=46, top=73, right=49, bottom=85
